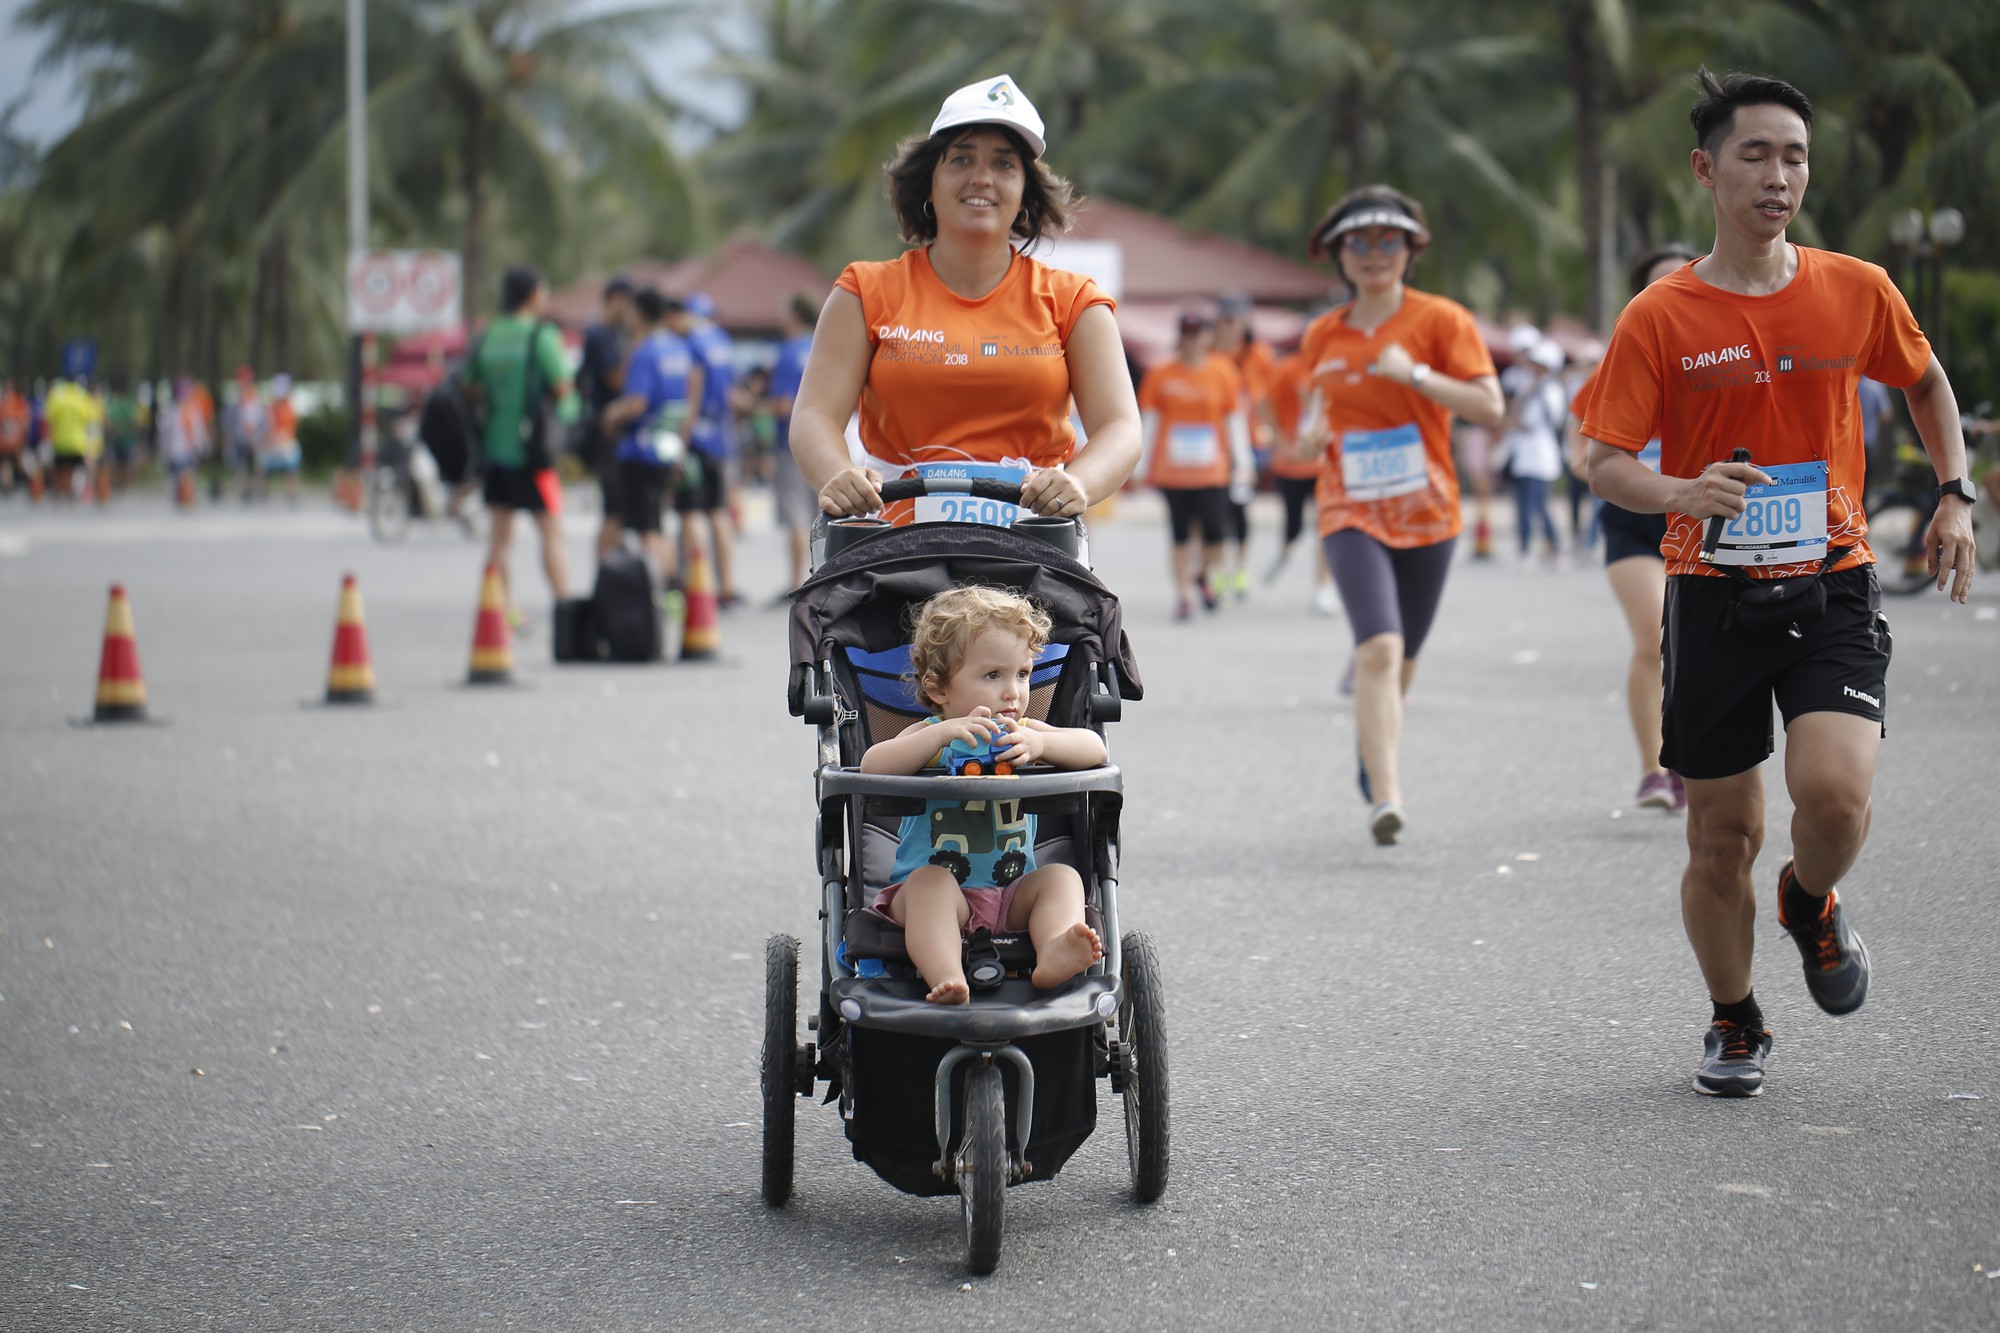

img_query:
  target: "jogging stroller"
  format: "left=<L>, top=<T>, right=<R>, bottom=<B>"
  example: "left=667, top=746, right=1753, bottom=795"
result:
left=764, top=477, right=1170, bottom=1274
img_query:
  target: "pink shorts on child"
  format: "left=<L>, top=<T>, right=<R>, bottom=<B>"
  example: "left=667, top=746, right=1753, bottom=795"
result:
left=872, top=879, right=1021, bottom=936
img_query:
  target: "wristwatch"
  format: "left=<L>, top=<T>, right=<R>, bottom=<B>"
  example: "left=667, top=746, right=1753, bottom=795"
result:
left=1937, top=477, right=1977, bottom=504
left=1408, top=363, right=1432, bottom=388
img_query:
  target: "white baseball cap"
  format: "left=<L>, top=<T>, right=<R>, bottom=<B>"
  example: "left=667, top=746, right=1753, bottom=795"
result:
left=1529, top=338, right=1567, bottom=372
left=930, top=75, right=1047, bottom=160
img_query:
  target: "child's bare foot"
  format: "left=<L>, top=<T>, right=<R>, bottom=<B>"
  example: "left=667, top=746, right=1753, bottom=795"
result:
left=925, top=976, right=971, bottom=1005
left=1031, top=923, right=1103, bottom=989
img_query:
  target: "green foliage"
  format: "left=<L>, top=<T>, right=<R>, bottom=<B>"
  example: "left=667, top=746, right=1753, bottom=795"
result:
left=5, top=0, right=1999, bottom=390
left=297, top=402, right=350, bottom=474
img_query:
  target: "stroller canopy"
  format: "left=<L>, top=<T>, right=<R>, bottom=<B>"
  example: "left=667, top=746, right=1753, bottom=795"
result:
left=787, top=524, right=1143, bottom=722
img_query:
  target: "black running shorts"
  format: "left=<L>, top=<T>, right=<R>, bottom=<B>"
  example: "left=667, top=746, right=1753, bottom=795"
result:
left=674, top=453, right=728, bottom=514
left=1660, top=565, right=1892, bottom=781
left=1599, top=501, right=1666, bottom=565
left=1161, top=485, right=1230, bottom=546
left=618, top=460, right=669, bottom=534
left=483, top=465, right=556, bottom=514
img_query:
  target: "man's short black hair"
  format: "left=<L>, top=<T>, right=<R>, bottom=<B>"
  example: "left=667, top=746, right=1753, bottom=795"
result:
left=1690, top=67, right=1813, bottom=156
left=787, top=292, right=819, bottom=329
left=500, top=264, right=544, bottom=314
left=603, top=276, right=635, bottom=302
left=635, top=287, right=667, bottom=323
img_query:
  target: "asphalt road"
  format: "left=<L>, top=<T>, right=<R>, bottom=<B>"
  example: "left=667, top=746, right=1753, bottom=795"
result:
left=3, top=487, right=1996, bottom=1331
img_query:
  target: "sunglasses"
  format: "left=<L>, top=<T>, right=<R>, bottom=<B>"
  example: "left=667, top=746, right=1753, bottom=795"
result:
left=1342, top=232, right=1408, bottom=255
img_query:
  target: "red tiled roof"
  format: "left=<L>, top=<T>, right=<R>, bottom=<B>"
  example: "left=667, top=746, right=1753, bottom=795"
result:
left=1063, top=198, right=1338, bottom=304
left=547, top=235, right=835, bottom=334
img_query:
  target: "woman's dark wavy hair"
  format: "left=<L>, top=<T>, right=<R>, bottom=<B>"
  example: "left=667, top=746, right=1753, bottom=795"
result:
left=885, top=125, right=1076, bottom=248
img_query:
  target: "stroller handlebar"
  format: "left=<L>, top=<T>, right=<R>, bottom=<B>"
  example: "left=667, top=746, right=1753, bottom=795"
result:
left=876, top=476, right=1025, bottom=506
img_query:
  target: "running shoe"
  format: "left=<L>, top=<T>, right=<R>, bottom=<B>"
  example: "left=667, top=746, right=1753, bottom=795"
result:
left=1368, top=801, right=1404, bottom=845
left=1175, top=598, right=1192, bottom=622
left=1693, top=1021, right=1772, bottom=1097
left=1230, top=568, right=1250, bottom=602
left=1668, top=770, right=1688, bottom=812
left=1197, top=573, right=1218, bottom=612
left=1636, top=771, right=1676, bottom=810
left=718, top=592, right=747, bottom=613
left=1312, top=583, right=1339, bottom=618
left=1777, top=860, right=1871, bottom=1015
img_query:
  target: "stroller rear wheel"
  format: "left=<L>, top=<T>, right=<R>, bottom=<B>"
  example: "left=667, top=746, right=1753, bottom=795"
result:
left=761, top=934, right=801, bottom=1205
left=1119, top=931, right=1171, bottom=1202
left=960, top=1062, right=1007, bottom=1275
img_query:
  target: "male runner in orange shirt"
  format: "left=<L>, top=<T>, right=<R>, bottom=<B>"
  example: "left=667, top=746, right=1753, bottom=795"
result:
left=1584, top=69, right=1977, bottom=1098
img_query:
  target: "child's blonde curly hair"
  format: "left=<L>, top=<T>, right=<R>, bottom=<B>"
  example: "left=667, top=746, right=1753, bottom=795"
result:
left=906, top=584, right=1052, bottom=714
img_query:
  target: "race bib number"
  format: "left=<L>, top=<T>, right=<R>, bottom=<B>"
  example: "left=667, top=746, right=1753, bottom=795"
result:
left=908, top=459, right=1028, bottom=527
left=1166, top=423, right=1221, bottom=468
left=1711, top=460, right=1830, bottom=566
left=1339, top=423, right=1427, bottom=501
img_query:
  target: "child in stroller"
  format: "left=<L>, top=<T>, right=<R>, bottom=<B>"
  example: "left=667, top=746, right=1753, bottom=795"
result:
left=861, top=585, right=1106, bottom=1003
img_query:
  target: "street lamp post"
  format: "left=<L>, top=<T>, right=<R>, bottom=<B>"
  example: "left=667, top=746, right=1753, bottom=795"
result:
left=1889, top=206, right=1966, bottom=369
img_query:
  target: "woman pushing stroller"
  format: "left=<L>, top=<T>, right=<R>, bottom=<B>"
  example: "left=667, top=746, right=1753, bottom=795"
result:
left=787, top=76, right=1140, bottom=522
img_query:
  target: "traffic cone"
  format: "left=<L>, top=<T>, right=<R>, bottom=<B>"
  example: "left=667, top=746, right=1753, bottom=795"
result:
left=91, top=584, right=150, bottom=722
left=324, top=573, right=376, bottom=704
left=680, top=544, right=721, bottom=661
left=1472, top=504, right=1494, bottom=560
left=467, top=563, right=514, bottom=684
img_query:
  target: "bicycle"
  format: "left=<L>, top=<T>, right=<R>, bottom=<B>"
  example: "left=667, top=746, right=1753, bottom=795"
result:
left=367, top=426, right=486, bottom=545
left=1863, top=401, right=1991, bottom=594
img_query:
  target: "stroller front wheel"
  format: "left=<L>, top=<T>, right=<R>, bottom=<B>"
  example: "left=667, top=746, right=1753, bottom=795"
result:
left=960, top=1062, right=1007, bottom=1274
left=760, top=933, right=801, bottom=1206
left=1119, top=931, right=1171, bottom=1202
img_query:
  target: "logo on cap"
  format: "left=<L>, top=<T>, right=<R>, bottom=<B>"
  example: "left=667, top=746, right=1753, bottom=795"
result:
left=987, top=81, right=1014, bottom=106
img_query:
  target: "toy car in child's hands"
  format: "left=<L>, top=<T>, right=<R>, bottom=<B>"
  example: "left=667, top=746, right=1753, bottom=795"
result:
left=943, top=731, right=1018, bottom=776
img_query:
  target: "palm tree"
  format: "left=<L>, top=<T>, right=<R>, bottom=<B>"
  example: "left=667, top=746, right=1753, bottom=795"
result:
left=393, top=0, right=709, bottom=317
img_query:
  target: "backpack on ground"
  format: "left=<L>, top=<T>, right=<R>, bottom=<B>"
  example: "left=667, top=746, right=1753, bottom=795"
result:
left=591, top=548, right=661, bottom=662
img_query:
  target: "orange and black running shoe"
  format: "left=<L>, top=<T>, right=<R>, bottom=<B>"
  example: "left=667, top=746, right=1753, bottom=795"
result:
left=1694, top=1020, right=1772, bottom=1097
left=1777, top=860, right=1871, bottom=1015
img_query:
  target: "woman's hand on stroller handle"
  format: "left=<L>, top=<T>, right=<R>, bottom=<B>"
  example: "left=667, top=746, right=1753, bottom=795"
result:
left=1019, top=468, right=1088, bottom=517
left=817, top=465, right=887, bottom=517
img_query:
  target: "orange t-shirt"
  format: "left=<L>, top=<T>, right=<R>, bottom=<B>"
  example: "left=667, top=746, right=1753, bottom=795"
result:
left=1226, top=339, right=1277, bottom=447
left=1266, top=352, right=1316, bottom=480
left=1582, top=247, right=1931, bottom=578
left=1138, top=354, right=1243, bottom=490
left=0, top=391, right=27, bottom=455
left=268, top=398, right=298, bottom=443
left=836, top=246, right=1113, bottom=522
left=1302, top=289, right=1497, bottom=546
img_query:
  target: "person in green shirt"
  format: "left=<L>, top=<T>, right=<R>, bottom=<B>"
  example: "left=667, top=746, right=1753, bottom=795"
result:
left=464, top=264, right=578, bottom=617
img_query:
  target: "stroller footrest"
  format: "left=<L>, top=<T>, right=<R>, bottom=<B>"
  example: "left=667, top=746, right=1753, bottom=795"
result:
left=844, top=906, right=1105, bottom=969
left=830, top=975, right=1118, bottom=1040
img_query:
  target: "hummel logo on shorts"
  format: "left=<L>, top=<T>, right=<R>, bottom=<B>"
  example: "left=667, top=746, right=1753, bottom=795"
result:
left=1843, top=685, right=1880, bottom=708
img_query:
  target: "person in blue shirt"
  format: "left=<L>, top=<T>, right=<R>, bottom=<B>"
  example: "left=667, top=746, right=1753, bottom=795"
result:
left=666, top=292, right=742, bottom=608
left=767, top=291, right=819, bottom=593
left=602, top=289, right=702, bottom=586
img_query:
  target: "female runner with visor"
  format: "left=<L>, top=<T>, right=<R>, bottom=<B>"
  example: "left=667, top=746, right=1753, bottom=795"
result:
left=1292, top=187, right=1504, bottom=844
